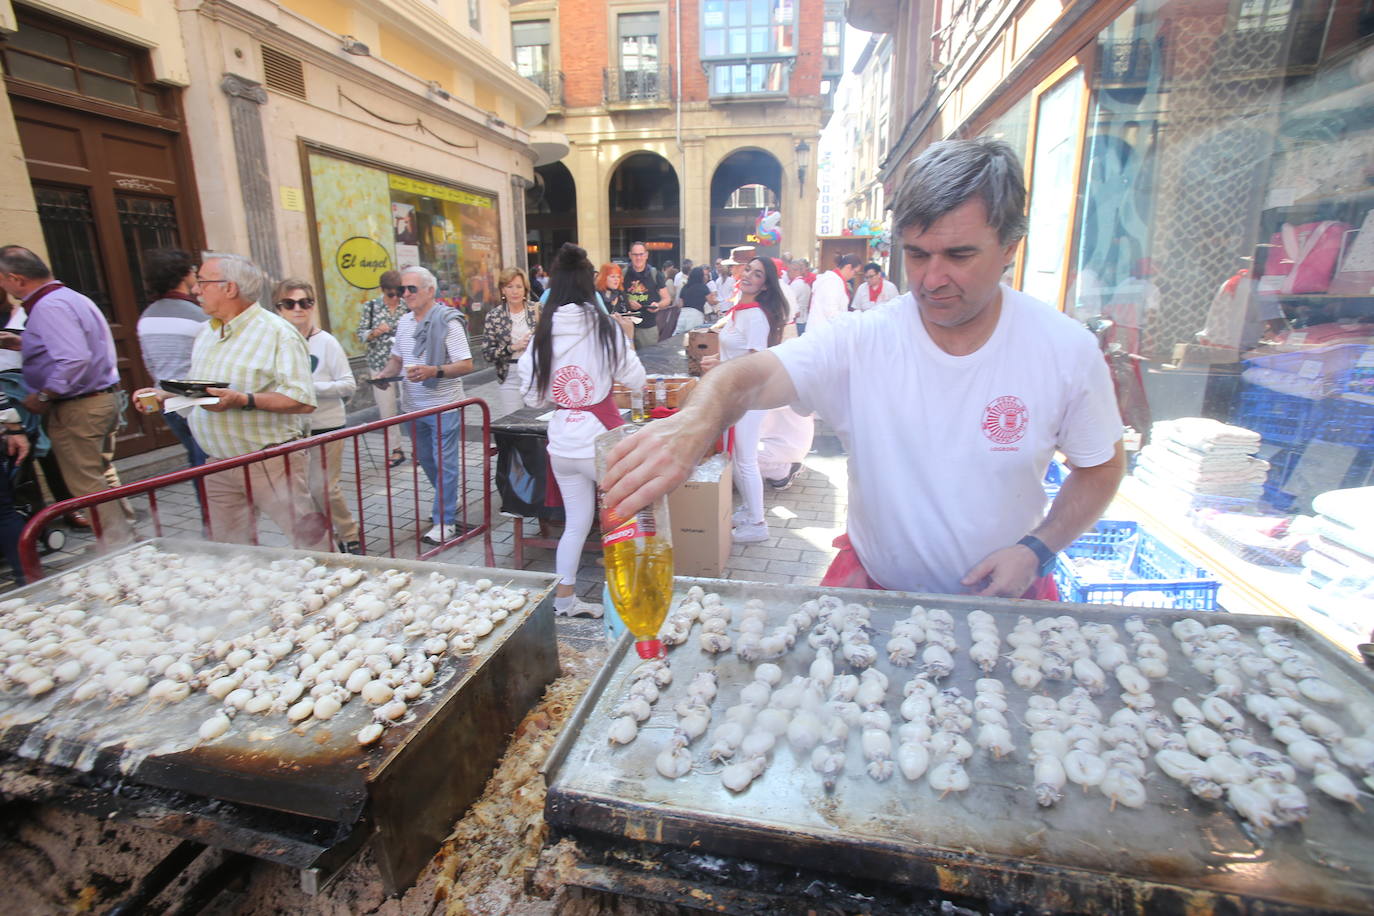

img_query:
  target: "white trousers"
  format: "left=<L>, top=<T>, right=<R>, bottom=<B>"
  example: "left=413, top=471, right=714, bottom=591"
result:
left=549, top=453, right=597, bottom=587
left=731, top=408, right=766, bottom=526
left=495, top=373, right=525, bottom=419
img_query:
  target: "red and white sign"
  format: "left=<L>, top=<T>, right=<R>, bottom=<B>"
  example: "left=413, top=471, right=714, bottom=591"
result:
left=982, top=395, right=1029, bottom=445
left=551, top=364, right=595, bottom=408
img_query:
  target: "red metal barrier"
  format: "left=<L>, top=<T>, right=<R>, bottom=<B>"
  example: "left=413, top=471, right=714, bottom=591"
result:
left=17, top=399, right=493, bottom=582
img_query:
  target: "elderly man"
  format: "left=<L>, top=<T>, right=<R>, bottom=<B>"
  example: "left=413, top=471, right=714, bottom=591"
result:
left=623, top=241, right=671, bottom=351
left=134, top=252, right=326, bottom=550
left=807, top=253, right=859, bottom=331
left=850, top=262, right=900, bottom=312
left=787, top=259, right=812, bottom=334
left=375, top=266, right=474, bottom=543
left=604, top=138, right=1124, bottom=600
left=0, top=245, right=134, bottom=544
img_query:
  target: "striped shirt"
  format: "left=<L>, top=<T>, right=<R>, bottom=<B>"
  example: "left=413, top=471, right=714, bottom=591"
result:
left=391, top=312, right=472, bottom=411
left=189, top=306, right=317, bottom=459
left=137, top=295, right=209, bottom=384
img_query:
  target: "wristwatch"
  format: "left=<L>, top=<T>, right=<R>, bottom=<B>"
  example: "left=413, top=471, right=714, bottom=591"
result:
left=1017, top=535, right=1057, bottom=577
left=240, top=392, right=257, bottom=411
left=435, top=367, right=445, bottom=379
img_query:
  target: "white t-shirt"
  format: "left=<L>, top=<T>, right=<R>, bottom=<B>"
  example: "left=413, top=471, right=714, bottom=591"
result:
left=789, top=277, right=812, bottom=323
left=718, top=306, right=771, bottom=361
left=808, top=270, right=849, bottom=331
left=773, top=285, right=1121, bottom=594
left=851, top=278, right=899, bottom=311
left=391, top=311, right=472, bottom=410
left=306, top=330, right=357, bottom=431
left=516, top=304, right=647, bottom=460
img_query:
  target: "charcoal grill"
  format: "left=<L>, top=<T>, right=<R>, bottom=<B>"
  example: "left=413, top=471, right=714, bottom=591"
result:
left=545, top=578, right=1374, bottom=915
left=0, top=540, right=560, bottom=894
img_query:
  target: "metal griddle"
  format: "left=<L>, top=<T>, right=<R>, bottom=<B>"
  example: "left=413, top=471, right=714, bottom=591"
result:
left=0, top=539, right=560, bottom=893
left=544, top=578, right=1374, bottom=915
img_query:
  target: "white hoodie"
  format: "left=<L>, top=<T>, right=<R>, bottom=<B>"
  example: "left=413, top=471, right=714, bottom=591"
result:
left=516, top=303, right=646, bottom=460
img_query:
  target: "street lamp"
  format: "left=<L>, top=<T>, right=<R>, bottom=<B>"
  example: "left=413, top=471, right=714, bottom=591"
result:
left=795, top=139, right=811, bottom=187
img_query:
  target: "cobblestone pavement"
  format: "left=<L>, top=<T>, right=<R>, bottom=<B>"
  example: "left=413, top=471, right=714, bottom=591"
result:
left=7, top=376, right=848, bottom=618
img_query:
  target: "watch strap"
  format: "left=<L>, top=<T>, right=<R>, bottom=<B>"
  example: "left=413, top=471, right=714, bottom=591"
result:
left=1017, top=534, right=1057, bottom=577
left=241, top=392, right=256, bottom=411
left=435, top=367, right=445, bottom=379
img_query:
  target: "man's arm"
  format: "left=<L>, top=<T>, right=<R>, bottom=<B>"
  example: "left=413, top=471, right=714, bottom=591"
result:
left=960, top=442, right=1126, bottom=598
left=376, top=354, right=402, bottom=378
left=203, top=389, right=315, bottom=414
left=656, top=283, right=672, bottom=310
left=602, top=350, right=795, bottom=518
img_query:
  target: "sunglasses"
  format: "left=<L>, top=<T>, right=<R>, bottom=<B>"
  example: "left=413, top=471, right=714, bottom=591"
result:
left=401, top=285, right=422, bottom=294
left=277, top=297, right=315, bottom=309
left=382, top=288, right=401, bottom=296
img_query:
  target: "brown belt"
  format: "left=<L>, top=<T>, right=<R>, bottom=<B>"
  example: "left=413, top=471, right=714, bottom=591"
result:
left=53, top=384, right=117, bottom=403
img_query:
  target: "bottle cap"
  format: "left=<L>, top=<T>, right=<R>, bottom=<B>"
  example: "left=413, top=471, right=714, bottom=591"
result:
left=635, top=639, right=665, bottom=659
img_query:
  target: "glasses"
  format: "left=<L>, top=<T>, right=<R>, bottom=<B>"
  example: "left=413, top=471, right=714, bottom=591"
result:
left=400, top=285, right=421, bottom=294
left=196, top=277, right=230, bottom=286
left=277, top=297, right=315, bottom=310
left=382, top=288, right=400, bottom=297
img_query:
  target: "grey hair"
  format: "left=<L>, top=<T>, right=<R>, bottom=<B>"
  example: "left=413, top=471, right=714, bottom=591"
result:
left=201, top=252, right=266, bottom=303
left=0, top=245, right=52, bottom=280
left=400, top=264, right=438, bottom=292
left=891, top=138, right=1028, bottom=246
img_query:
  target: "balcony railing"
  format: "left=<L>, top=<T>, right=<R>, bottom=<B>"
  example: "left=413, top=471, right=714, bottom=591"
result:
left=520, top=69, right=565, bottom=107
left=603, top=66, right=673, bottom=104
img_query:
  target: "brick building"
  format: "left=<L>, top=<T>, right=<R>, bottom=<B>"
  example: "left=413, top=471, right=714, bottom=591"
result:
left=513, top=0, right=848, bottom=270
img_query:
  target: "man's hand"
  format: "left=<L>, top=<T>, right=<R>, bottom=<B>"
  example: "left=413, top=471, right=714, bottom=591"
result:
left=404, top=364, right=439, bottom=382
left=202, top=387, right=244, bottom=412
left=132, top=387, right=167, bottom=414
left=0, top=332, right=21, bottom=351
left=601, top=414, right=705, bottom=519
left=960, top=544, right=1040, bottom=599
left=21, top=392, right=49, bottom=415
left=5, top=430, right=29, bottom=463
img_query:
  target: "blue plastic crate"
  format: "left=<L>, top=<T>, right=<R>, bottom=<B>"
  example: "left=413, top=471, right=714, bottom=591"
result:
left=1232, top=387, right=1321, bottom=447
left=1316, top=397, right=1374, bottom=449
left=1054, top=520, right=1220, bottom=610
left=1042, top=460, right=1070, bottom=499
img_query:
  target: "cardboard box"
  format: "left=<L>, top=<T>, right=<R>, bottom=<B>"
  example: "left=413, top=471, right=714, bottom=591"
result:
left=686, top=329, right=719, bottom=377
left=668, top=459, right=732, bottom=577
left=612, top=376, right=698, bottom=410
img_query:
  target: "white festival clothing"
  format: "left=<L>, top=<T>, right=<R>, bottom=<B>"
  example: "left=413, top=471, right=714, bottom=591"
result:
left=550, top=454, right=598, bottom=586
left=789, top=277, right=812, bottom=324
left=719, top=305, right=774, bottom=526
left=773, top=285, right=1121, bottom=594
left=516, top=303, right=646, bottom=460
left=807, top=270, right=849, bottom=331
left=717, top=305, right=771, bottom=361
left=851, top=278, right=900, bottom=312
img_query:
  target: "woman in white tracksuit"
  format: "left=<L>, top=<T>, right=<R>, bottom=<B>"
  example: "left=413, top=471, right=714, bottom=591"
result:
left=702, top=256, right=788, bottom=544
left=517, top=243, right=645, bottom=617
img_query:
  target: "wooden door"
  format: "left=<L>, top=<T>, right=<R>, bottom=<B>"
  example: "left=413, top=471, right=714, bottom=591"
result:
left=13, top=97, right=192, bottom=456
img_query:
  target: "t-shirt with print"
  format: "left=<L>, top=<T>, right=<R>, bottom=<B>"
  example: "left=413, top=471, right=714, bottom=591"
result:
left=772, top=285, right=1120, bottom=594
left=623, top=266, right=664, bottom=330
left=718, top=306, right=770, bottom=362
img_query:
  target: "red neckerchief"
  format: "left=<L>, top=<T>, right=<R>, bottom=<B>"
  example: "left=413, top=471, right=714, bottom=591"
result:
left=1221, top=269, right=1249, bottom=296
left=163, top=290, right=200, bottom=305
left=726, top=300, right=762, bottom=318
left=22, top=281, right=63, bottom=312
left=868, top=282, right=883, bottom=303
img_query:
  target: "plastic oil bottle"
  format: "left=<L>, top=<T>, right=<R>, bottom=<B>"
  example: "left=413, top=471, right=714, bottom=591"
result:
left=594, top=425, right=673, bottom=658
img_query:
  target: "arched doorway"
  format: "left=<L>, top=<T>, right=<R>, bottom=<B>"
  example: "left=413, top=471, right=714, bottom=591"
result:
left=608, top=152, right=680, bottom=267
left=710, top=149, right=783, bottom=260
left=527, top=161, right=576, bottom=274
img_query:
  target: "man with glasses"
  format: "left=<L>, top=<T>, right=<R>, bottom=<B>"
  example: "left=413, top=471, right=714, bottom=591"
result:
left=133, top=252, right=327, bottom=550
left=374, top=265, right=474, bottom=544
left=0, top=244, right=134, bottom=545
left=850, top=262, right=899, bottom=312
left=356, top=270, right=408, bottom=465
left=623, top=241, right=671, bottom=350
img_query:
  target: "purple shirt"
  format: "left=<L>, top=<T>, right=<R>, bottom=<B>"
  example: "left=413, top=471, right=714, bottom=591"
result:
left=21, top=283, right=120, bottom=398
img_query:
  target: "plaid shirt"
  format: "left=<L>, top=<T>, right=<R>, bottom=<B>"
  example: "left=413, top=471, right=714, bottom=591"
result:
left=189, top=306, right=317, bottom=459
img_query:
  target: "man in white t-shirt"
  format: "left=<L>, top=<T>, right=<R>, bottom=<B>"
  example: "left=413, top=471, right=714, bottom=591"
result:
left=851, top=262, right=900, bottom=311
left=375, top=265, right=474, bottom=543
left=788, top=260, right=812, bottom=333
left=603, top=138, right=1124, bottom=599
left=808, top=253, right=859, bottom=331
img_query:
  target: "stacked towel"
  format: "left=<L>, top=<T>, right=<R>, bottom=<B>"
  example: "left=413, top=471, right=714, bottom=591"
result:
left=1134, top=419, right=1268, bottom=504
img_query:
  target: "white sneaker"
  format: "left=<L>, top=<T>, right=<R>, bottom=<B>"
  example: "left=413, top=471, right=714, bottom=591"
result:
left=423, top=523, right=457, bottom=544
left=732, top=521, right=769, bottom=544
left=554, top=599, right=604, bottom=618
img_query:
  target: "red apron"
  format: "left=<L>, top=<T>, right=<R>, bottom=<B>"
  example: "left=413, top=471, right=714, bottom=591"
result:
left=820, top=533, right=1060, bottom=601
left=544, top=391, right=625, bottom=507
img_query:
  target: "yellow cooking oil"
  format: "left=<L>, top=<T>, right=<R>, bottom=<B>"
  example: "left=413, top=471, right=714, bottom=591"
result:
left=601, top=511, right=673, bottom=658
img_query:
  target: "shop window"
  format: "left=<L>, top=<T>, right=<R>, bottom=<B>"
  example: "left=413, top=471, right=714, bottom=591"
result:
left=0, top=17, right=165, bottom=114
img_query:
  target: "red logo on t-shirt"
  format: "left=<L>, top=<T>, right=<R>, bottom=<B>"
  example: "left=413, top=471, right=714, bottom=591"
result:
left=552, top=365, right=595, bottom=407
left=982, top=395, right=1029, bottom=444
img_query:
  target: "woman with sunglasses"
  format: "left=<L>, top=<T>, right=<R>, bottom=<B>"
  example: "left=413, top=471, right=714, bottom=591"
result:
left=517, top=243, right=645, bottom=617
left=700, top=257, right=788, bottom=544
left=356, top=270, right=407, bottom=465
left=275, top=279, right=360, bottom=553
left=480, top=267, right=538, bottom=418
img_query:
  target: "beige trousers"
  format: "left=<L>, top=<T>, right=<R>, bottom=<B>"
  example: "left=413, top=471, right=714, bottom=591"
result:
left=203, top=451, right=330, bottom=551
left=307, top=436, right=358, bottom=543
left=45, top=391, right=134, bottom=544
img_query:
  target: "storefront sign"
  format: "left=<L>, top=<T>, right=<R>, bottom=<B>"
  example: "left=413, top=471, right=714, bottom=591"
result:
left=336, top=236, right=392, bottom=289
left=388, top=174, right=493, bottom=208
